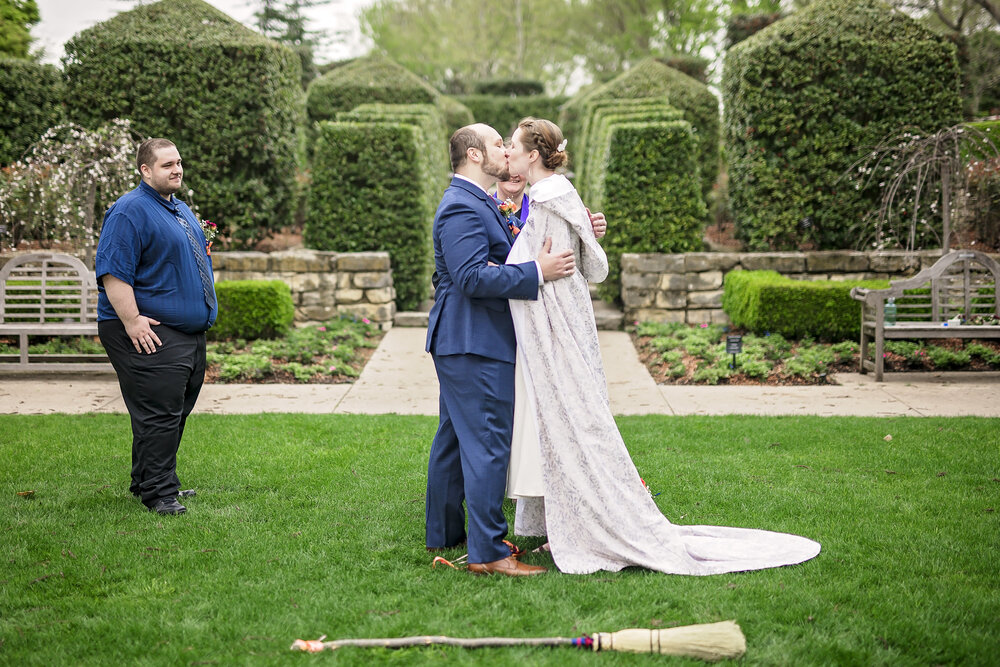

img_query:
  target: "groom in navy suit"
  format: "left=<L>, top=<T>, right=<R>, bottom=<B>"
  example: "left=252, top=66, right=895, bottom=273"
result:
left=425, top=124, right=575, bottom=576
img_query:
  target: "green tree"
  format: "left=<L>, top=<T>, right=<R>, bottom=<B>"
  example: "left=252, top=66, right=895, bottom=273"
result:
left=891, top=0, right=1000, bottom=116
left=362, top=0, right=576, bottom=93
left=252, top=0, right=330, bottom=87
left=0, top=0, right=39, bottom=59
left=362, top=0, right=731, bottom=92
left=568, top=0, right=724, bottom=81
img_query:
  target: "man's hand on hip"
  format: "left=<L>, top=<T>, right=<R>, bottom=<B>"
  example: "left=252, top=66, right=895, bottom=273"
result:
left=124, top=315, right=162, bottom=354
left=537, top=237, right=575, bottom=282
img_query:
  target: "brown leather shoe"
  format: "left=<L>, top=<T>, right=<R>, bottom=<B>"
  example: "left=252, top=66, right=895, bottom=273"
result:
left=468, top=556, right=547, bottom=577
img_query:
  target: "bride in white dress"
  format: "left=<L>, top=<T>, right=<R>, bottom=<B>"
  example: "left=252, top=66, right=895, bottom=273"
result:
left=504, top=117, right=821, bottom=575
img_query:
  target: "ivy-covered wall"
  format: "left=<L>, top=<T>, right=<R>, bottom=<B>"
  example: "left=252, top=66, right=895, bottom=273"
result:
left=61, top=0, right=303, bottom=247
left=723, top=0, right=963, bottom=251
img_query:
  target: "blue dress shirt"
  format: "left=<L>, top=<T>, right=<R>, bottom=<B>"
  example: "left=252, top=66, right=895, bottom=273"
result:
left=96, top=181, right=217, bottom=334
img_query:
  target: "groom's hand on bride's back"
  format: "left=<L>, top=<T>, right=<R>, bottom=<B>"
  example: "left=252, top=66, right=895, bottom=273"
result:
left=537, top=237, right=575, bottom=281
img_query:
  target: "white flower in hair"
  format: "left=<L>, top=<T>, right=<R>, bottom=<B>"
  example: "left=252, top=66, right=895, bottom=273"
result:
left=557, top=139, right=568, bottom=152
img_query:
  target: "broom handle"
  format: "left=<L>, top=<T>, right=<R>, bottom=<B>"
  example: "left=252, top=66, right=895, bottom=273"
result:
left=318, top=636, right=574, bottom=649
left=293, top=620, right=745, bottom=660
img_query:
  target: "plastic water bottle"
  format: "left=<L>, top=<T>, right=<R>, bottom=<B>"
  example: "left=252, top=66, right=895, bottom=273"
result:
left=885, top=297, right=897, bottom=326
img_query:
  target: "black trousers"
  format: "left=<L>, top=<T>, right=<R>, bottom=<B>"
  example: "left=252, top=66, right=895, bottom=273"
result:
left=99, top=319, right=206, bottom=507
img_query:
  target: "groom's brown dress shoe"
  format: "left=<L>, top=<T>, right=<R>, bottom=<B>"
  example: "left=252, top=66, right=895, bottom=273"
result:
left=468, top=556, right=547, bottom=577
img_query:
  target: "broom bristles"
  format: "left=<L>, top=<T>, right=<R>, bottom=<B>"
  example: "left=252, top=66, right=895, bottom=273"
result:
left=596, top=620, right=746, bottom=661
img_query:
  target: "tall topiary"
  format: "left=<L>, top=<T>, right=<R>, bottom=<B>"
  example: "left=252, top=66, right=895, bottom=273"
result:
left=306, top=54, right=472, bottom=134
left=593, top=120, right=707, bottom=303
left=722, top=0, right=962, bottom=251
left=576, top=99, right=682, bottom=203
left=561, top=58, right=720, bottom=201
left=0, top=58, right=64, bottom=166
left=61, top=0, right=303, bottom=247
left=305, top=118, right=443, bottom=311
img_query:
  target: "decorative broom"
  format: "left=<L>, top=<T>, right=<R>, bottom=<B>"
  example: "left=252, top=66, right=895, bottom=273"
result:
left=291, top=620, right=745, bottom=661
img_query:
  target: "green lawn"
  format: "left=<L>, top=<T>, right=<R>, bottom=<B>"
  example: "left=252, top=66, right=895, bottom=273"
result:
left=1, top=414, right=998, bottom=665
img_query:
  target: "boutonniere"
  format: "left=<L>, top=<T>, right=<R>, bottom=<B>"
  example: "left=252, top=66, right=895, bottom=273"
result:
left=201, top=219, right=218, bottom=255
left=498, top=198, right=520, bottom=236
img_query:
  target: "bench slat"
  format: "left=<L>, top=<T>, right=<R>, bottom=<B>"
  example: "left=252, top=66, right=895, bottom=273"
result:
left=0, top=252, right=107, bottom=372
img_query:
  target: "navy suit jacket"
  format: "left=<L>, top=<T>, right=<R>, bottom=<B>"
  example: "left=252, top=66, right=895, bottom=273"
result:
left=426, top=177, right=538, bottom=363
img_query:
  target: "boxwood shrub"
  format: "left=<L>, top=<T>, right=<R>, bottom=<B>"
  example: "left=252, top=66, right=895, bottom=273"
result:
left=473, top=79, right=545, bottom=96
left=594, top=120, right=707, bottom=303
left=209, top=280, right=295, bottom=341
left=335, top=103, right=450, bottom=180
left=306, top=54, right=472, bottom=135
left=723, top=0, right=962, bottom=251
left=455, top=94, right=567, bottom=138
left=304, top=120, right=440, bottom=311
left=561, top=58, right=720, bottom=200
left=62, top=0, right=303, bottom=247
left=722, top=270, right=889, bottom=341
left=0, top=58, right=64, bottom=166
left=579, top=100, right=683, bottom=204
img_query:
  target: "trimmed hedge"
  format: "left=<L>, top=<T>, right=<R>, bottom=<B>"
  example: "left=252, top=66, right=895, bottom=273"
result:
left=0, top=58, right=64, bottom=166
left=722, top=270, right=889, bottom=341
left=304, top=121, right=440, bottom=311
left=578, top=100, right=683, bottom=204
left=455, top=94, right=567, bottom=138
left=722, top=0, right=963, bottom=251
left=561, top=58, right=720, bottom=200
left=335, top=103, right=450, bottom=180
left=656, top=55, right=710, bottom=84
left=306, top=54, right=472, bottom=134
left=62, top=0, right=303, bottom=247
left=209, top=280, right=294, bottom=341
left=595, top=120, right=707, bottom=303
left=473, top=79, right=545, bottom=96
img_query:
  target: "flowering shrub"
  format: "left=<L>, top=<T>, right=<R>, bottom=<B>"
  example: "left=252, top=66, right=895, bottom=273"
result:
left=848, top=124, right=1000, bottom=251
left=0, top=119, right=138, bottom=252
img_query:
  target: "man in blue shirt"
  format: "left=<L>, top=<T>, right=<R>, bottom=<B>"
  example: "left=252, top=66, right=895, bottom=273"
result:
left=96, top=138, right=217, bottom=516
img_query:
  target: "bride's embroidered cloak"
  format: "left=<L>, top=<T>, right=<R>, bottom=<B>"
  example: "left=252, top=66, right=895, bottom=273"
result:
left=506, top=174, right=820, bottom=575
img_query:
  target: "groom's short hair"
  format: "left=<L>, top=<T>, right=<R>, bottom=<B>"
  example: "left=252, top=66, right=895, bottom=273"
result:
left=450, top=126, right=486, bottom=171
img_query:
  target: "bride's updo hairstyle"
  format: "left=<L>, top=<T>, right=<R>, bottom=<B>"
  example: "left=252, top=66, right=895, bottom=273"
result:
left=517, top=117, right=569, bottom=170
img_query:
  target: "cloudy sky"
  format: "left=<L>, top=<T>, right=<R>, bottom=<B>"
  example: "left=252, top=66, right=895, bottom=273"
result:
left=33, top=0, right=375, bottom=66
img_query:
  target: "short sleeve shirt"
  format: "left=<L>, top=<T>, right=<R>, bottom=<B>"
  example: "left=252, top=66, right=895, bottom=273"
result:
left=95, top=181, right=217, bottom=334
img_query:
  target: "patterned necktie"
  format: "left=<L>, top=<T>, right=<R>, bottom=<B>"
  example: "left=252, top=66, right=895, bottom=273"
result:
left=176, top=215, right=217, bottom=310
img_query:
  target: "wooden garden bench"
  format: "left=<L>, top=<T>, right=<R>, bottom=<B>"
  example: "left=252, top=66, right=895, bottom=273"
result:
left=0, top=252, right=111, bottom=371
left=850, top=250, right=1000, bottom=381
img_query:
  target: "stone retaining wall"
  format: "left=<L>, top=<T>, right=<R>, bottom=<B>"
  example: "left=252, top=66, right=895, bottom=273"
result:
left=0, top=249, right=396, bottom=330
left=618, top=250, right=998, bottom=325
left=211, top=250, right=395, bottom=329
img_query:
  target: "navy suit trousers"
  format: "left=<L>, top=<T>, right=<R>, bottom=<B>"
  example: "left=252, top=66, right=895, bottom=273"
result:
left=426, top=352, right=515, bottom=564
